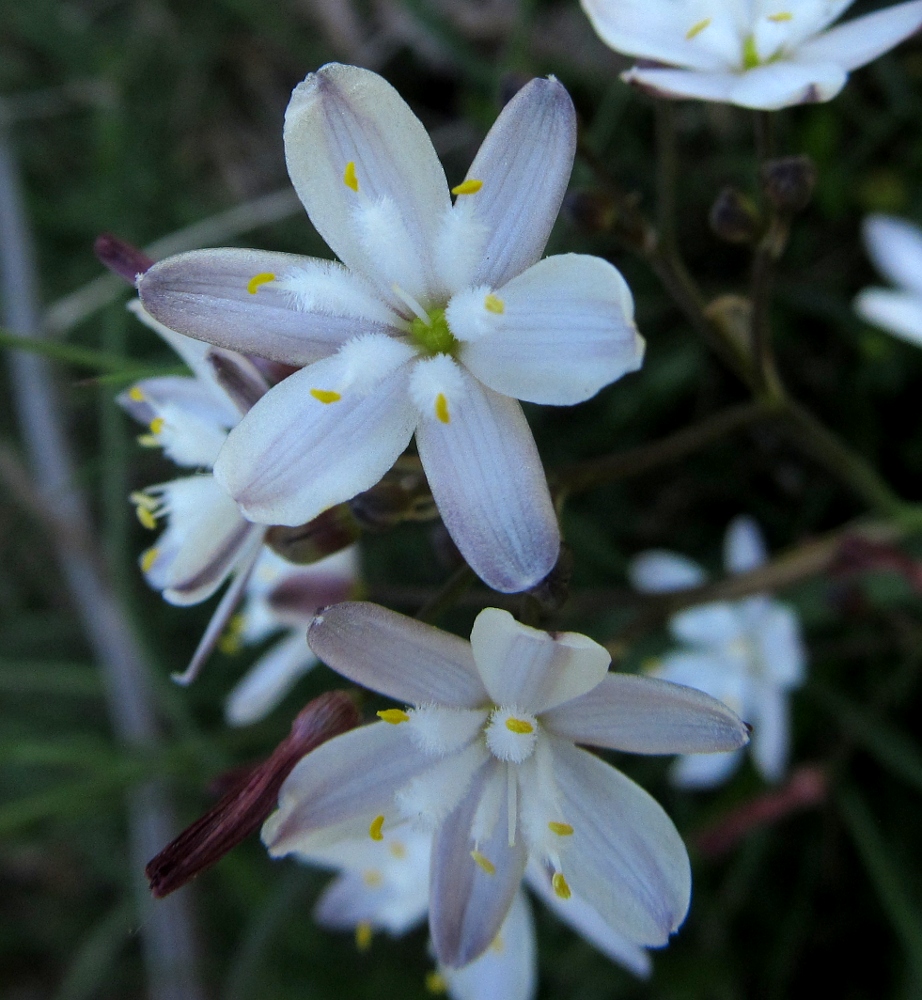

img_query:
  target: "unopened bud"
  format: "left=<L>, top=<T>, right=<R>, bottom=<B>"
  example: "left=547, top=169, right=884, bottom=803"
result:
left=94, top=233, right=154, bottom=283
left=145, top=691, right=361, bottom=898
left=348, top=462, right=437, bottom=531
left=709, top=187, right=761, bottom=244
left=526, top=544, right=574, bottom=615
left=563, top=189, right=617, bottom=234
left=704, top=294, right=753, bottom=358
left=266, top=506, right=361, bottom=565
left=760, top=156, right=817, bottom=214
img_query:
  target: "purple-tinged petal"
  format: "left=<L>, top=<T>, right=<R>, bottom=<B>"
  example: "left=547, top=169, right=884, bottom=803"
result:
left=429, top=761, right=528, bottom=968
left=551, top=740, right=691, bottom=947
left=206, top=348, right=269, bottom=415
left=416, top=368, right=559, bottom=593
left=139, top=249, right=399, bottom=365
left=469, top=608, right=609, bottom=714
left=307, top=602, right=487, bottom=708
left=541, top=673, right=750, bottom=755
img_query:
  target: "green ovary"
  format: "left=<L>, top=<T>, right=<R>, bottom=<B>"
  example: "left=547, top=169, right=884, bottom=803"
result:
left=742, top=34, right=761, bottom=70
left=409, top=308, right=457, bottom=356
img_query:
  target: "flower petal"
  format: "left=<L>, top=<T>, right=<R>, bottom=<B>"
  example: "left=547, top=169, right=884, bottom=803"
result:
left=284, top=63, right=450, bottom=303
left=854, top=288, right=922, bottom=346
left=628, top=551, right=706, bottom=593
left=214, top=345, right=417, bottom=526
left=669, top=602, right=745, bottom=647
left=724, top=515, right=767, bottom=574
left=551, top=740, right=690, bottom=947
left=757, top=602, right=807, bottom=689
left=307, top=601, right=487, bottom=708
left=224, top=632, right=317, bottom=727
left=263, top=721, right=430, bottom=856
left=670, top=749, right=742, bottom=788
left=526, top=864, right=652, bottom=979
left=462, top=77, right=577, bottom=289
left=622, top=66, right=738, bottom=103
left=469, top=607, right=609, bottom=714
left=139, top=249, right=399, bottom=366
left=452, top=255, right=644, bottom=405
left=415, top=369, right=559, bottom=593
left=429, top=762, right=529, bottom=968
left=750, top=684, right=790, bottom=782
left=541, top=673, right=750, bottom=755
left=442, top=890, right=537, bottom=1000
left=314, top=869, right=428, bottom=936
left=797, top=0, right=922, bottom=71
left=862, top=214, right=922, bottom=296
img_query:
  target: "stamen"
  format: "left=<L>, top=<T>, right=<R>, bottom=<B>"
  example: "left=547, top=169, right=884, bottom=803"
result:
left=134, top=504, right=157, bottom=530
left=355, top=922, right=373, bottom=951
left=434, top=393, right=450, bottom=424
left=369, top=815, right=385, bottom=841
left=451, top=178, right=483, bottom=196
left=377, top=709, right=410, bottom=724
left=767, top=11, right=792, bottom=21
left=507, top=762, right=517, bottom=847
left=548, top=821, right=574, bottom=836
left=217, top=613, right=245, bottom=656
left=391, top=283, right=430, bottom=324
left=149, top=417, right=165, bottom=435
left=425, top=972, right=447, bottom=994
left=471, top=850, right=495, bottom=875
left=128, top=385, right=145, bottom=402
left=310, top=389, right=342, bottom=404
left=343, top=161, right=359, bottom=193
left=505, top=717, right=534, bottom=734
left=552, top=872, right=572, bottom=899
left=743, top=33, right=760, bottom=69
left=246, top=272, right=276, bottom=295
left=363, top=869, right=383, bottom=887
left=141, top=547, right=159, bottom=573
left=484, top=294, right=505, bottom=314
left=686, top=17, right=711, bottom=39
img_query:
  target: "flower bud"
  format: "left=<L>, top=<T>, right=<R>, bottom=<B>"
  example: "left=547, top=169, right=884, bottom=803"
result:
left=94, top=232, right=154, bottom=283
left=759, top=156, right=817, bottom=214
left=266, top=506, right=361, bottom=564
left=562, top=189, right=617, bottom=234
left=348, top=463, right=437, bottom=531
left=709, top=187, right=761, bottom=244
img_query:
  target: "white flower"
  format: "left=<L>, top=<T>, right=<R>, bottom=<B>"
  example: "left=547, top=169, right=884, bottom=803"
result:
left=293, top=818, right=651, bottom=1000
left=137, top=63, right=645, bottom=594
left=630, top=516, right=807, bottom=787
left=581, top=0, right=922, bottom=110
left=118, top=301, right=266, bottom=606
left=855, top=213, right=922, bottom=347
left=224, top=546, right=358, bottom=726
left=261, top=602, right=750, bottom=967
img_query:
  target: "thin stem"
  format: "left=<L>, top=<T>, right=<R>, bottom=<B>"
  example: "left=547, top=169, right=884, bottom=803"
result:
left=654, top=100, right=679, bottom=254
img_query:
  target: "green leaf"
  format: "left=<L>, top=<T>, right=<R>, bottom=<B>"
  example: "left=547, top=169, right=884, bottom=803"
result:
left=0, top=325, right=164, bottom=373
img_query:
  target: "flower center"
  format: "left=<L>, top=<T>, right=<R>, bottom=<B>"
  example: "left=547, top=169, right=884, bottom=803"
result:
left=485, top=707, right=539, bottom=763
left=408, top=308, right=457, bottom=357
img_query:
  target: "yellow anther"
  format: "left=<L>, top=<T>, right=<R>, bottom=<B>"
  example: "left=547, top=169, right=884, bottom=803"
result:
left=686, top=17, right=712, bottom=38
left=471, top=850, right=495, bottom=875
left=451, top=178, right=483, bottom=196
left=136, top=505, right=157, bottom=531
left=310, top=388, right=342, bottom=404
left=363, top=869, right=383, bottom=888
left=505, top=717, right=534, bottom=735
left=130, top=491, right=157, bottom=509
left=435, top=393, right=450, bottom=424
left=552, top=872, right=571, bottom=899
left=344, top=161, right=359, bottom=192
left=149, top=417, right=165, bottom=435
left=425, top=972, right=447, bottom=994
left=484, top=294, right=505, bottom=314
left=369, top=815, right=385, bottom=841
left=218, top=613, right=246, bottom=655
left=768, top=11, right=792, bottom=21
left=389, top=841, right=406, bottom=859
left=137, top=434, right=159, bottom=448
left=377, top=709, right=410, bottom=724
left=246, top=272, right=276, bottom=295
left=548, top=821, right=574, bottom=836
left=355, top=922, right=373, bottom=952
left=141, top=547, right=159, bottom=573
left=128, top=386, right=145, bottom=402
left=490, top=934, right=505, bottom=953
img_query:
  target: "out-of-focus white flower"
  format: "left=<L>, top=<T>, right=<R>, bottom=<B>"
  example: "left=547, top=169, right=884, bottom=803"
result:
left=293, top=817, right=651, bottom=1000
left=118, top=302, right=267, bottom=606
left=138, top=63, right=645, bottom=594
left=224, top=546, right=359, bottom=726
left=630, top=516, right=807, bottom=788
left=262, top=602, right=750, bottom=967
left=855, top=213, right=922, bottom=347
left=581, top=0, right=922, bottom=110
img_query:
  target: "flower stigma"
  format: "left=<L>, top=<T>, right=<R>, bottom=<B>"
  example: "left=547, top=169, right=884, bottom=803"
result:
left=409, top=308, right=458, bottom=356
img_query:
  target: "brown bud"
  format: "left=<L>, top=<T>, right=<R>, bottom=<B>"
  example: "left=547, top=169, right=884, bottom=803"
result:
left=562, top=190, right=617, bottom=235
left=266, top=506, right=362, bottom=564
left=94, top=233, right=154, bottom=283
left=348, top=463, right=437, bottom=531
left=526, top=544, right=574, bottom=615
left=759, top=155, right=817, bottom=214
left=709, top=187, right=761, bottom=244
left=704, top=293, right=754, bottom=358
left=145, top=691, right=361, bottom=898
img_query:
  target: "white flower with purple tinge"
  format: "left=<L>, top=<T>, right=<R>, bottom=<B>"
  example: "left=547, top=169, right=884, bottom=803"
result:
left=137, top=63, right=645, bottom=594
left=224, top=546, right=358, bottom=726
left=630, top=516, right=807, bottom=788
left=855, top=213, right=922, bottom=348
left=296, top=818, right=651, bottom=1000
left=581, top=0, right=922, bottom=110
left=261, top=602, right=749, bottom=967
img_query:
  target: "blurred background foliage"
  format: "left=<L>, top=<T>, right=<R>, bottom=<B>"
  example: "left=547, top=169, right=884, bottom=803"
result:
left=2, top=0, right=922, bottom=998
